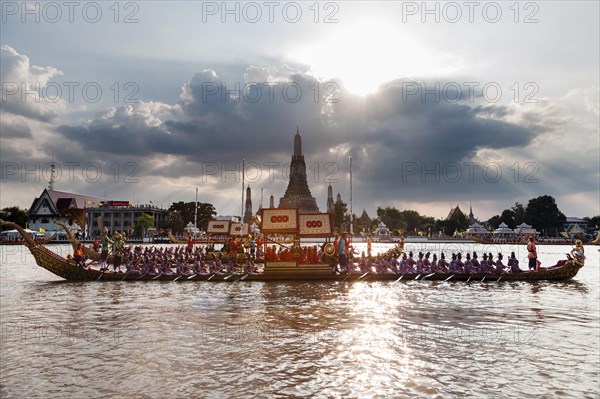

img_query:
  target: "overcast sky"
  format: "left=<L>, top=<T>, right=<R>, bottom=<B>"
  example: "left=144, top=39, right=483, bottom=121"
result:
left=1, top=1, right=598, bottom=221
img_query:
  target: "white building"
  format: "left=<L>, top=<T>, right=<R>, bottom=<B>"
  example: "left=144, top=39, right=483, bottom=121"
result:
left=28, top=189, right=102, bottom=235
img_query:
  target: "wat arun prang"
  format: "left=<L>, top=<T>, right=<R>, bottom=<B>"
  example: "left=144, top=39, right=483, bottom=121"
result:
left=278, top=128, right=320, bottom=213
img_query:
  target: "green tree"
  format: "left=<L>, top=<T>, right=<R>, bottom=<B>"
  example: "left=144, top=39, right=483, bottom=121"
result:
left=524, top=195, right=566, bottom=235
left=1, top=206, right=28, bottom=228
left=487, top=215, right=501, bottom=230
left=419, top=216, right=436, bottom=235
left=512, top=202, right=526, bottom=225
left=332, top=200, right=349, bottom=233
left=400, top=210, right=421, bottom=233
left=499, top=209, right=516, bottom=229
left=163, top=212, right=184, bottom=234
left=583, top=215, right=600, bottom=229
left=168, top=201, right=216, bottom=230
left=376, top=207, right=404, bottom=232
left=133, top=214, right=154, bottom=237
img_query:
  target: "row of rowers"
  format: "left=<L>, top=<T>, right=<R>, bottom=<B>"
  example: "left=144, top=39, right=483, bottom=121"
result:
left=357, top=251, right=532, bottom=274
left=91, top=245, right=260, bottom=275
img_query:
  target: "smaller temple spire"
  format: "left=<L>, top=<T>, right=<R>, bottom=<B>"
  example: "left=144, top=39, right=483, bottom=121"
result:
left=469, top=197, right=475, bottom=223
left=243, top=186, right=253, bottom=223
left=327, top=184, right=334, bottom=213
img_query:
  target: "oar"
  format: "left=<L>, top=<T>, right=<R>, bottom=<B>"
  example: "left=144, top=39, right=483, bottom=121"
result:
left=207, top=274, right=216, bottom=280
left=120, top=271, right=130, bottom=281
left=414, top=273, right=422, bottom=281
left=358, top=272, right=369, bottom=280
left=343, top=272, right=352, bottom=281
left=96, top=267, right=109, bottom=281
left=394, top=274, right=404, bottom=283
left=422, top=273, right=435, bottom=280
left=223, top=273, right=235, bottom=280
left=173, top=275, right=182, bottom=281
left=466, top=275, right=472, bottom=283
left=444, top=274, right=454, bottom=282
left=496, top=276, right=502, bottom=282
left=481, top=276, right=486, bottom=282
left=152, top=274, right=162, bottom=280
left=240, top=273, right=250, bottom=280
left=187, top=274, right=197, bottom=280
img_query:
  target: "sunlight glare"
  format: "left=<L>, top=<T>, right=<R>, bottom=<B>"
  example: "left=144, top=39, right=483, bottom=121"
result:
left=289, top=22, right=443, bottom=96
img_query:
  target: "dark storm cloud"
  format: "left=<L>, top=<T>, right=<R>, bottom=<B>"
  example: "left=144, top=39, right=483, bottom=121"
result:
left=54, top=69, right=340, bottom=165
left=47, top=66, right=560, bottom=207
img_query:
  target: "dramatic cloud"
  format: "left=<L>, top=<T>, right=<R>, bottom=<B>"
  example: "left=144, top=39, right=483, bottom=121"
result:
left=0, top=45, right=64, bottom=122
left=41, top=64, right=578, bottom=217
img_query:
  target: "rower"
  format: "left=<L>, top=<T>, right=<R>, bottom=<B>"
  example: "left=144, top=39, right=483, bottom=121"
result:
left=430, top=253, right=438, bottom=273
left=471, top=252, right=480, bottom=273
left=416, top=252, right=424, bottom=273
left=464, top=253, right=473, bottom=274
left=455, top=253, right=465, bottom=273
left=495, top=253, right=506, bottom=274
left=399, top=253, right=408, bottom=273
left=406, top=252, right=416, bottom=272
left=437, top=253, right=448, bottom=272
left=487, top=252, right=495, bottom=272
left=481, top=253, right=489, bottom=272
left=448, top=253, right=457, bottom=273
left=507, top=252, right=523, bottom=273
left=423, top=252, right=431, bottom=273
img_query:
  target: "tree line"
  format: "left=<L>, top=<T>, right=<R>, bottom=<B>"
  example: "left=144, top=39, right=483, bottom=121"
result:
left=332, top=195, right=599, bottom=237
left=2, top=195, right=598, bottom=237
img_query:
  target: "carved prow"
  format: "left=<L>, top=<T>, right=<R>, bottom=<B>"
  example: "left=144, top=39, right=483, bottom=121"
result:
left=0, top=219, right=38, bottom=248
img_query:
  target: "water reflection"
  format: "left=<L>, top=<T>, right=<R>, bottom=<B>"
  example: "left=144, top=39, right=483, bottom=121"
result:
left=1, top=244, right=598, bottom=398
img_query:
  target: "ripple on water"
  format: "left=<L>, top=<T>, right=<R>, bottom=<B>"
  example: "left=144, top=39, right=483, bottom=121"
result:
left=1, top=244, right=599, bottom=398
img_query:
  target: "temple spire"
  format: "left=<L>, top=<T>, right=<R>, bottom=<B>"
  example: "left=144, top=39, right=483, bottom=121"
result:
left=279, top=127, right=319, bottom=212
left=294, top=127, right=302, bottom=157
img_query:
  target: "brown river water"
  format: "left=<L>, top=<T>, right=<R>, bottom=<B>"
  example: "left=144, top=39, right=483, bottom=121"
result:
left=1, top=243, right=598, bottom=398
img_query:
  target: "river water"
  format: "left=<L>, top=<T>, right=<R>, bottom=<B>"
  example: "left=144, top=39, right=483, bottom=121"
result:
left=1, top=243, right=598, bottom=398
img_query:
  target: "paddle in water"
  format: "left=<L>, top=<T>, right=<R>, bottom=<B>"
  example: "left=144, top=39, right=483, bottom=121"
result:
left=422, top=273, right=435, bottom=280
